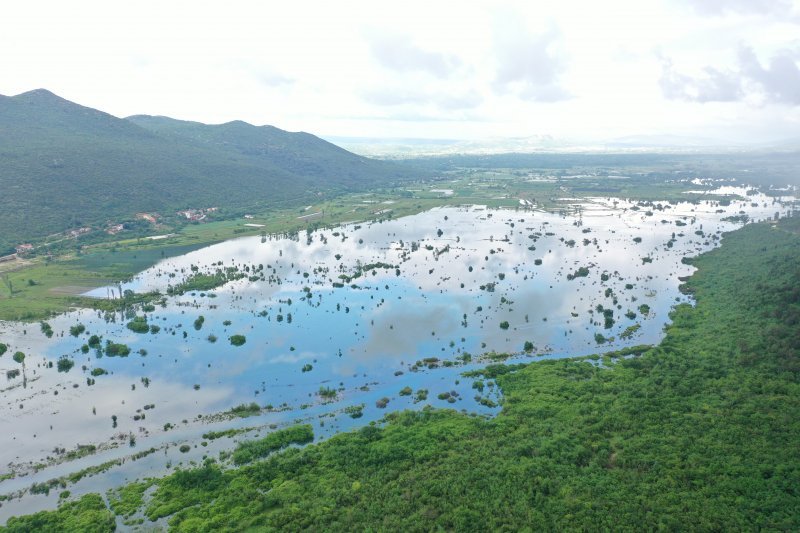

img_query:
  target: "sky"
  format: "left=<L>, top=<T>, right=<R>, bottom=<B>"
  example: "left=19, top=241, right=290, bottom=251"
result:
left=2, top=0, right=799, bottom=144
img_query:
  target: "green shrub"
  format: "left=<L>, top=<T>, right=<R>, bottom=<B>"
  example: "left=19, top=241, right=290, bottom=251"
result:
left=56, top=356, right=74, bottom=373
left=232, top=425, right=313, bottom=465
left=126, top=316, right=149, bottom=334
left=523, top=341, right=534, bottom=352
left=105, top=342, right=130, bottom=357
left=227, top=402, right=260, bottom=417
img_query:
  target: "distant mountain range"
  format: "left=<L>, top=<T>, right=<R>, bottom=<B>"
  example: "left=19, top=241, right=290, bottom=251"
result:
left=329, top=134, right=566, bottom=158
left=331, top=133, right=800, bottom=158
left=0, top=89, right=420, bottom=254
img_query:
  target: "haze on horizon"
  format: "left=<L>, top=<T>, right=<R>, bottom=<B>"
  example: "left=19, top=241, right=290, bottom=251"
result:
left=2, top=0, right=800, bottom=145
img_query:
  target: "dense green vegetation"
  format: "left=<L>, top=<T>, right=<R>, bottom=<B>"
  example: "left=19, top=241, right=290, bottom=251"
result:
left=0, top=89, right=420, bottom=254
left=231, top=425, right=315, bottom=466
left=5, top=215, right=798, bottom=530
left=3, top=494, right=114, bottom=532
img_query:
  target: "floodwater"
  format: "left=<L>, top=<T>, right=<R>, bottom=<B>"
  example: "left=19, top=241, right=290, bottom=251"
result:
left=0, top=188, right=793, bottom=521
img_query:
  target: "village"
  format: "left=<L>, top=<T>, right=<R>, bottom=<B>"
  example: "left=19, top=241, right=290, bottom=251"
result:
left=3, top=207, right=218, bottom=263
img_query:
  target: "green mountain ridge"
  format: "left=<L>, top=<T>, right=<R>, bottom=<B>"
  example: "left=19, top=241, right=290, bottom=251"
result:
left=126, top=114, right=385, bottom=184
left=0, top=90, right=419, bottom=254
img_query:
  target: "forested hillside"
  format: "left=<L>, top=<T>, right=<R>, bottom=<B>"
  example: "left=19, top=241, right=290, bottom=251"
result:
left=5, top=216, right=798, bottom=531
left=126, top=115, right=387, bottom=183
left=0, top=90, right=419, bottom=254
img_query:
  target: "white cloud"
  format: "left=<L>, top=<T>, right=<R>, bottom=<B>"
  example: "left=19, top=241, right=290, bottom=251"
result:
left=367, top=31, right=462, bottom=79
left=255, top=71, right=295, bottom=88
left=659, top=56, right=743, bottom=102
left=0, top=0, right=798, bottom=143
left=361, top=88, right=482, bottom=111
left=681, top=0, right=797, bottom=17
left=658, top=46, right=800, bottom=106
left=492, top=19, right=570, bottom=102
left=738, top=45, right=800, bottom=105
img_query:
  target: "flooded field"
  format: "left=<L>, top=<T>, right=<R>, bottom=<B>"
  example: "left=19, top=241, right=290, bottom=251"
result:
left=0, top=187, right=794, bottom=520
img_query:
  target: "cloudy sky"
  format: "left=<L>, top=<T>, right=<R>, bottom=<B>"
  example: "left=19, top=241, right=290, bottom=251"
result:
left=2, top=0, right=799, bottom=143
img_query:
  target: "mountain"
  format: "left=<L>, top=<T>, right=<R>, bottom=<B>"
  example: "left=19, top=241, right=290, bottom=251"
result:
left=125, top=115, right=400, bottom=187
left=0, top=90, right=419, bottom=254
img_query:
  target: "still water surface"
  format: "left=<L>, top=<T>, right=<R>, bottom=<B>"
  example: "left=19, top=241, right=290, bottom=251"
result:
left=0, top=190, right=791, bottom=520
